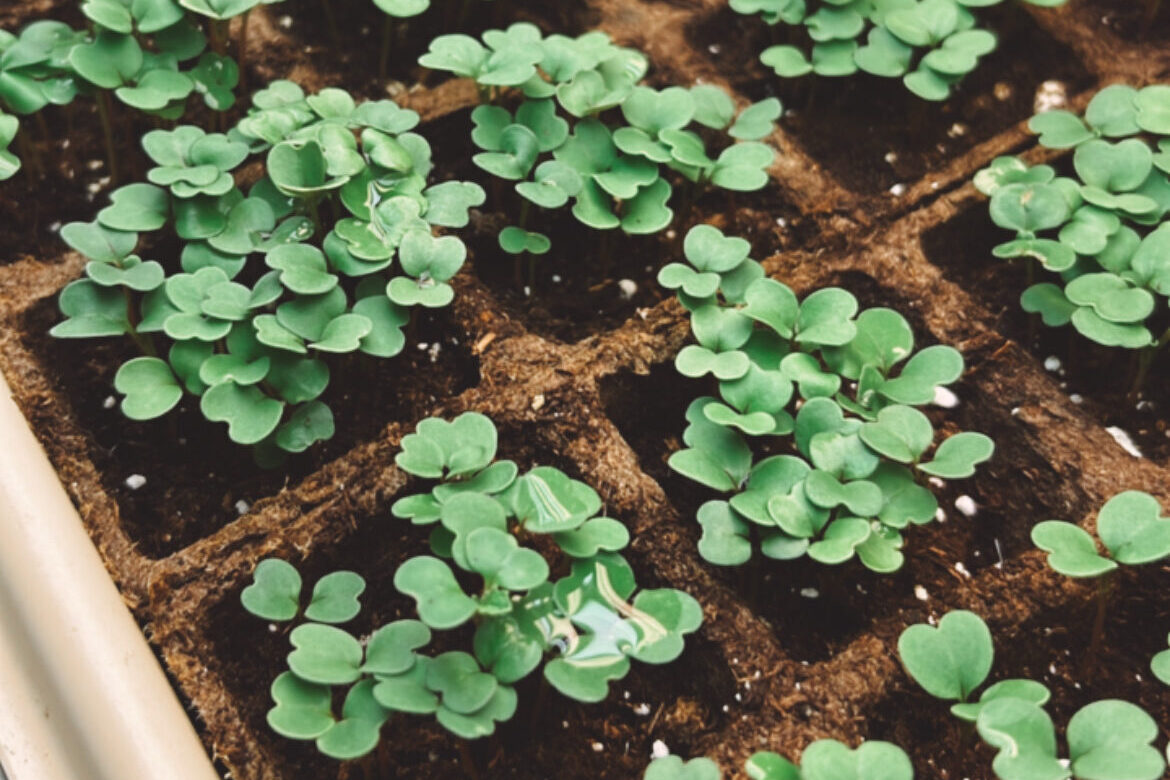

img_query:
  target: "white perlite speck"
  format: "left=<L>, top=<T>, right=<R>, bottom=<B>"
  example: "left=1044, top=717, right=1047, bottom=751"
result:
left=955, top=495, right=977, bottom=517
left=1044, top=356, right=1061, bottom=372
left=651, top=740, right=670, bottom=760
left=634, top=703, right=651, bottom=716
left=889, top=183, right=906, bottom=196
left=915, top=585, right=929, bottom=601
left=800, top=587, right=819, bottom=599
left=618, top=279, right=637, bottom=300
left=1106, top=426, right=1143, bottom=458
left=932, top=386, right=959, bottom=408
left=235, top=500, right=250, bottom=515
left=592, top=742, right=604, bottom=753
left=124, top=474, right=146, bottom=490
left=103, top=395, right=116, bottom=410
left=1034, top=80, right=1068, bottom=113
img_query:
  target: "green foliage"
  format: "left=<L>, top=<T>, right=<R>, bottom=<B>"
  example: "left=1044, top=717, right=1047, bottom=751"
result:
left=644, top=739, right=914, bottom=780
left=245, top=412, right=698, bottom=758
left=979, top=85, right=1170, bottom=358
left=0, top=0, right=262, bottom=180
left=665, top=224, right=993, bottom=572
left=735, top=0, right=1065, bottom=101
left=1031, top=490, right=1170, bottom=577
left=52, top=83, right=484, bottom=459
left=899, top=610, right=1167, bottom=780
left=420, top=25, right=778, bottom=251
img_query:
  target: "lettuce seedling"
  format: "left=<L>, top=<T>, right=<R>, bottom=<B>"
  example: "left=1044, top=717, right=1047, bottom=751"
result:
left=245, top=412, right=702, bottom=758
left=51, top=83, right=484, bottom=461
left=977, top=85, right=1170, bottom=392
left=665, top=224, right=994, bottom=572
left=643, top=739, right=914, bottom=780
left=735, top=0, right=1066, bottom=101
left=420, top=25, right=779, bottom=260
left=899, top=610, right=1168, bottom=780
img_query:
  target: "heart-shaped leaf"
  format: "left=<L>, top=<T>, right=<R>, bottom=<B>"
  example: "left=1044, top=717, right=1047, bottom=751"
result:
left=1031, top=520, right=1117, bottom=577
left=394, top=556, right=477, bottom=630
left=1096, top=490, right=1170, bottom=565
left=288, top=624, right=363, bottom=685
left=304, top=570, right=365, bottom=623
left=267, top=672, right=333, bottom=740
left=114, top=357, right=183, bottom=420
left=898, top=609, right=993, bottom=702
left=1067, top=699, right=1165, bottom=780
left=241, top=558, right=303, bottom=621
left=918, top=432, right=994, bottom=479
left=800, top=739, right=914, bottom=780
left=200, top=380, right=283, bottom=444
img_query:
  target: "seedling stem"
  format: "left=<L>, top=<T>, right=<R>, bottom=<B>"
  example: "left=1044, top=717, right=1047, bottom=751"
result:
left=319, top=0, right=342, bottom=49
left=379, top=17, right=393, bottom=82
left=1085, top=573, right=1114, bottom=674
left=95, top=91, right=118, bottom=184
left=237, top=10, right=251, bottom=93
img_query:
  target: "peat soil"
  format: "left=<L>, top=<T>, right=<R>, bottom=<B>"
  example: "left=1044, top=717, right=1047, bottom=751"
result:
left=2, top=0, right=1170, bottom=779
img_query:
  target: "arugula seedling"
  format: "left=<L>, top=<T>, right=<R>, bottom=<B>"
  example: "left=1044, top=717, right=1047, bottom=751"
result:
left=644, top=739, right=914, bottom=780
left=977, top=85, right=1170, bottom=395
left=666, top=223, right=993, bottom=573
left=899, top=610, right=1168, bottom=780
left=52, top=84, right=484, bottom=461
left=246, top=412, right=697, bottom=759
left=736, top=0, right=1066, bottom=101
left=1032, top=490, right=1170, bottom=664
left=421, top=26, right=779, bottom=270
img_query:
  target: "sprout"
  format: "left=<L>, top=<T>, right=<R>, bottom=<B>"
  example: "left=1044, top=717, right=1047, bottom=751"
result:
left=977, top=85, right=1170, bottom=393
left=665, top=224, right=993, bottom=572
left=644, top=739, right=914, bottom=780
left=51, top=83, right=484, bottom=460
left=899, top=610, right=1168, bottom=780
left=245, top=412, right=700, bottom=758
left=420, top=26, right=779, bottom=264
left=735, top=0, right=1066, bottom=101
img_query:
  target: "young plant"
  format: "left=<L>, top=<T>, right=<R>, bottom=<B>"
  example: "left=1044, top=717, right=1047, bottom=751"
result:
left=899, top=610, right=1168, bottom=780
left=1032, top=490, right=1170, bottom=668
left=51, top=83, right=485, bottom=461
left=735, top=0, right=1066, bottom=101
left=419, top=24, right=780, bottom=261
left=0, top=5, right=246, bottom=181
left=644, top=739, right=914, bottom=780
left=242, top=411, right=703, bottom=759
left=664, top=224, right=994, bottom=573
left=977, top=85, right=1170, bottom=392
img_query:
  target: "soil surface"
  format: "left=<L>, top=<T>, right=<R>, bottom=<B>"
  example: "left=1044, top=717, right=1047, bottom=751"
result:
left=3, top=0, right=1170, bottom=779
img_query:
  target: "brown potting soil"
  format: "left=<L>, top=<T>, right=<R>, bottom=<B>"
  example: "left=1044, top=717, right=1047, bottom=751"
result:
left=2, top=0, right=1170, bottom=778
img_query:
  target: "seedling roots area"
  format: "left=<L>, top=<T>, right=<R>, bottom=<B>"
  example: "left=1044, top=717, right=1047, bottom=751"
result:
left=2, top=0, right=1170, bottom=778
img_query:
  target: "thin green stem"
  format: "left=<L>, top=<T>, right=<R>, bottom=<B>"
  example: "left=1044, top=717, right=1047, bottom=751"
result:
left=379, top=16, right=393, bottom=82
left=95, top=91, right=118, bottom=184
left=236, top=9, right=251, bottom=93
left=319, top=0, right=341, bottom=49
left=1083, top=573, right=1113, bottom=675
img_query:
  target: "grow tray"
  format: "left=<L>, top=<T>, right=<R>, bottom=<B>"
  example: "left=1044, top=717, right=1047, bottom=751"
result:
left=2, top=0, right=1170, bottom=778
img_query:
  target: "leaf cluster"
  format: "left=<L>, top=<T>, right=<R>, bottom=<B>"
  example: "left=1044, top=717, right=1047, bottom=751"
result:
left=51, top=83, right=484, bottom=459
left=978, top=85, right=1170, bottom=350
left=644, top=739, right=914, bottom=780
left=420, top=23, right=779, bottom=252
left=242, top=412, right=702, bottom=758
left=735, top=0, right=1064, bottom=101
left=0, top=0, right=252, bottom=180
left=899, top=610, right=1168, bottom=780
left=1031, top=490, right=1170, bottom=577
left=664, top=224, right=994, bottom=572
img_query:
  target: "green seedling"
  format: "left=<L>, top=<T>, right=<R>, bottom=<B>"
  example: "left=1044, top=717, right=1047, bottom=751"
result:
left=736, top=0, right=1066, bottom=101
left=1032, top=490, right=1170, bottom=667
left=241, top=559, right=365, bottom=623
left=644, top=739, right=914, bottom=780
left=665, top=224, right=993, bottom=573
left=1153, top=634, right=1170, bottom=685
left=245, top=412, right=700, bottom=760
left=899, top=610, right=1167, bottom=780
left=978, top=85, right=1170, bottom=394
left=420, top=25, right=779, bottom=267
left=0, top=4, right=249, bottom=183
left=51, top=83, right=484, bottom=461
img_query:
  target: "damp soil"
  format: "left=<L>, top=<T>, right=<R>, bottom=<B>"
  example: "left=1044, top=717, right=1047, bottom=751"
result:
left=4, top=0, right=1170, bottom=779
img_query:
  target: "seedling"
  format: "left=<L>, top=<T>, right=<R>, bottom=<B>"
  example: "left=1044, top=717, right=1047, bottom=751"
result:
left=0, top=6, right=247, bottom=182
left=899, top=610, right=1167, bottom=780
left=244, top=411, right=702, bottom=759
left=665, top=224, right=994, bottom=573
left=1032, top=490, right=1170, bottom=664
left=51, top=83, right=485, bottom=461
left=644, top=739, right=914, bottom=779
left=420, top=24, right=779, bottom=268
left=977, top=85, right=1170, bottom=394
left=1153, top=634, right=1170, bottom=685
left=734, top=0, right=1066, bottom=101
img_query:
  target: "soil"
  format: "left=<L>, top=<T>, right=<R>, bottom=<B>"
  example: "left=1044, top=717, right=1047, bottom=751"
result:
left=2, top=0, right=1170, bottom=779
